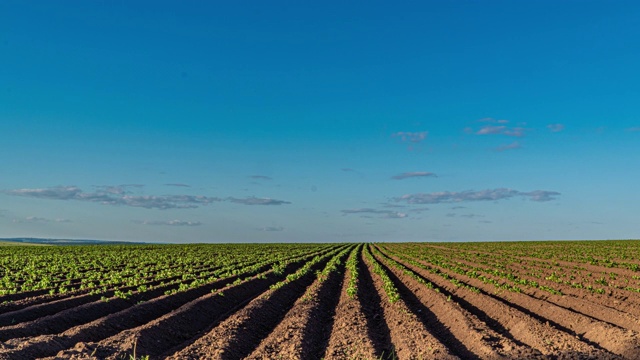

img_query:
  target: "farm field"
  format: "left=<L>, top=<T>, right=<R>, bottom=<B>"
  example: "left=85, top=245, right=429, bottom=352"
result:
left=1, top=241, right=640, bottom=359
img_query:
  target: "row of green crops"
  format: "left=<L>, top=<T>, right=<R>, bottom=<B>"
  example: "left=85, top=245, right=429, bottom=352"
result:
left=4, top=240, right=640, bottom=304
left=0, top=243, right=340, bottom=299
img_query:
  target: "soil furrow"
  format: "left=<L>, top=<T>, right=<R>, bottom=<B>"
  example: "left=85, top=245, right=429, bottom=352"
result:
left=3, top=242, right=640, bottom=359
left=382, top=249, right=620, bottom=359
left=0, top=260, right=264, bottom=329
left=0, top=256, right=311, bottom=360
left=362, top=248, right=458, bottom=360
left=244, top=249, right=349, bottom=359
left=513, top=256, right=640, bottom=280
left=45, top=251, right=335, bottom=360
left=372, top=246, right=540, bottom=359
left=356, top=246, right=397, bottom=359
left=436, top=254, right=640, bottom=332
left=165, top=252, right=338, bottom=360
left=323, top=247, right=378, bottom=360
left=0, top=254, right=297, bottom=341
left=0, top=262, right=227, bottom=315
left=405, top=253, right=640, bottom=358
left=490, top=259, right=640, bottom=314
left=0, top=295, right=75, bottom=323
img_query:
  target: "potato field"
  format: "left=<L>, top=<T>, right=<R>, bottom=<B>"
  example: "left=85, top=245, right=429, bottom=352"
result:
left=1, top=241, right=640, bottom=359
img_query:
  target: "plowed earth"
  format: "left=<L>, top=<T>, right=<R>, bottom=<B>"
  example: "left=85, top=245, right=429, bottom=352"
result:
left=2, top=242, right=640, bottom=359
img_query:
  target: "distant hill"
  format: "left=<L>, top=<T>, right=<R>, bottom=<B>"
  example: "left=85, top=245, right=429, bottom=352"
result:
left=0, top=238, right=148, bottom=246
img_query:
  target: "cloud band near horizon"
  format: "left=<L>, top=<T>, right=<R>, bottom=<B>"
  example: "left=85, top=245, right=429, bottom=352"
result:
left=395, top=188, right=560, bottom=204
left=4, top=186, right=291, bottom=209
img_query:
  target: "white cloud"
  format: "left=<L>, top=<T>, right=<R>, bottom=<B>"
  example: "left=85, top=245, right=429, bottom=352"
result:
left=460, top=214, right=483, bottom=218
left=469, top=119, right=527, bottom=137
left=135, top=219, right=202, bottom=226
left=164, top=183, right=191, bottom=188
left=227, top=197, right=291, bottom=205
left=525, top=190, right=562, bottom=202
left=392, top=131, right=428, bottom=143
left=342, top=208, right=408, bottom=219
left=5, top=186, right=291, bottom=209
left=249, top=175, right=273, bottom=180
left=391, top=172, right=437, bottom=180
left=477, top=125, right=526, bottom=137
left=13, top=216, right=72, bottom=224
left=395, top=188, right=560, bottom=204
left=495, top=141, right=521, bottom=152
left=259, top=226, right=284, bottom=232
left=8, top=186, right=83, bottom=200
left=479, top=118, right=509, bottom=124
left=120, top=194, right=221, bottom=209
left=547, top=124, right=565, bottom=132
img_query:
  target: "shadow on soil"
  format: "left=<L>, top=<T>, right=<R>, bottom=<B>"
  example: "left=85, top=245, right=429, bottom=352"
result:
left=373, top=254, right=479, bottom=360
left=299, top=254, right=348, bottom=358
left=358, top=251, right=397, bottom=359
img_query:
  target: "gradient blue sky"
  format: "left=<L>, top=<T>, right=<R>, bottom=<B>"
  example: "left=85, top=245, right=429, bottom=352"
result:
left=2, top=1, right=639, bottom=243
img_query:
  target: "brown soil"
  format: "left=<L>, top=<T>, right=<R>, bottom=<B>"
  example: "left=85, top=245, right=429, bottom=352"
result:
left=428, top=250, right=640, bottom=331
left=382, top=248, right=634, bottom=359
left=371, top=246, right=540, bottom=359
left=164, top=252, right=339, bottom=360
left=361, top=248, right=458, bottom=360
left=0, top=261, right=230, bottom=318
left=40, top=247, right=344, bottom=360
left=322, top=248, right=379, bottom=360
left=244, top=251, right=348, bottom=359
left=4, top=243, right=640, bottom=360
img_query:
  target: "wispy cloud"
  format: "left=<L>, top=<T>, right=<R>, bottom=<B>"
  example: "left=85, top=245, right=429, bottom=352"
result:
left=8, top=186, right=84, bottom=200
left=547, top=123, right=565, bottom=132
left=259, top=226, right=284, bottom=232
left=134, top=219, right=202, bottom=226
left=477, top=125, right=526, bottom=137
left=4, top=185, right=222, bottom=210
left=525, top=190, right=562, bottom=202
left=227, top=197, right=291, bottom=205
left=13, top=216, right=72, bottom=224
left=494, top=141, right=521, bottom=152
left=95, top=184, right=144, bottom=195
left=5, top=186, right=291, bottom=209
left=249, top=175, right=272, bottom=180
left=395, top=188, right=560, bottom=204
left=342, top=208, right=408, bottom=219
left=391, top=172, right=437, bottom=180
left=460, top=214, right=483, bottom=218
left=479, top=118, right=509, bottom=124
left=449, top=213, right=485, bottom=220
left=119, top=195, right=221, bottom=209
left=164, top=183, right=191, bottom=188
left=381, top=203, right=407, bottom=208
left=392, top=131, right=428, bottom=143
left=467, top=119, right=527, bottom=137
left=626, top=127, right=640, bottom=132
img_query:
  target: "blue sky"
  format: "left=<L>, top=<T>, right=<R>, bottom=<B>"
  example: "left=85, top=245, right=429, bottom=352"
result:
left=1, top=1, right=639, bottom=243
